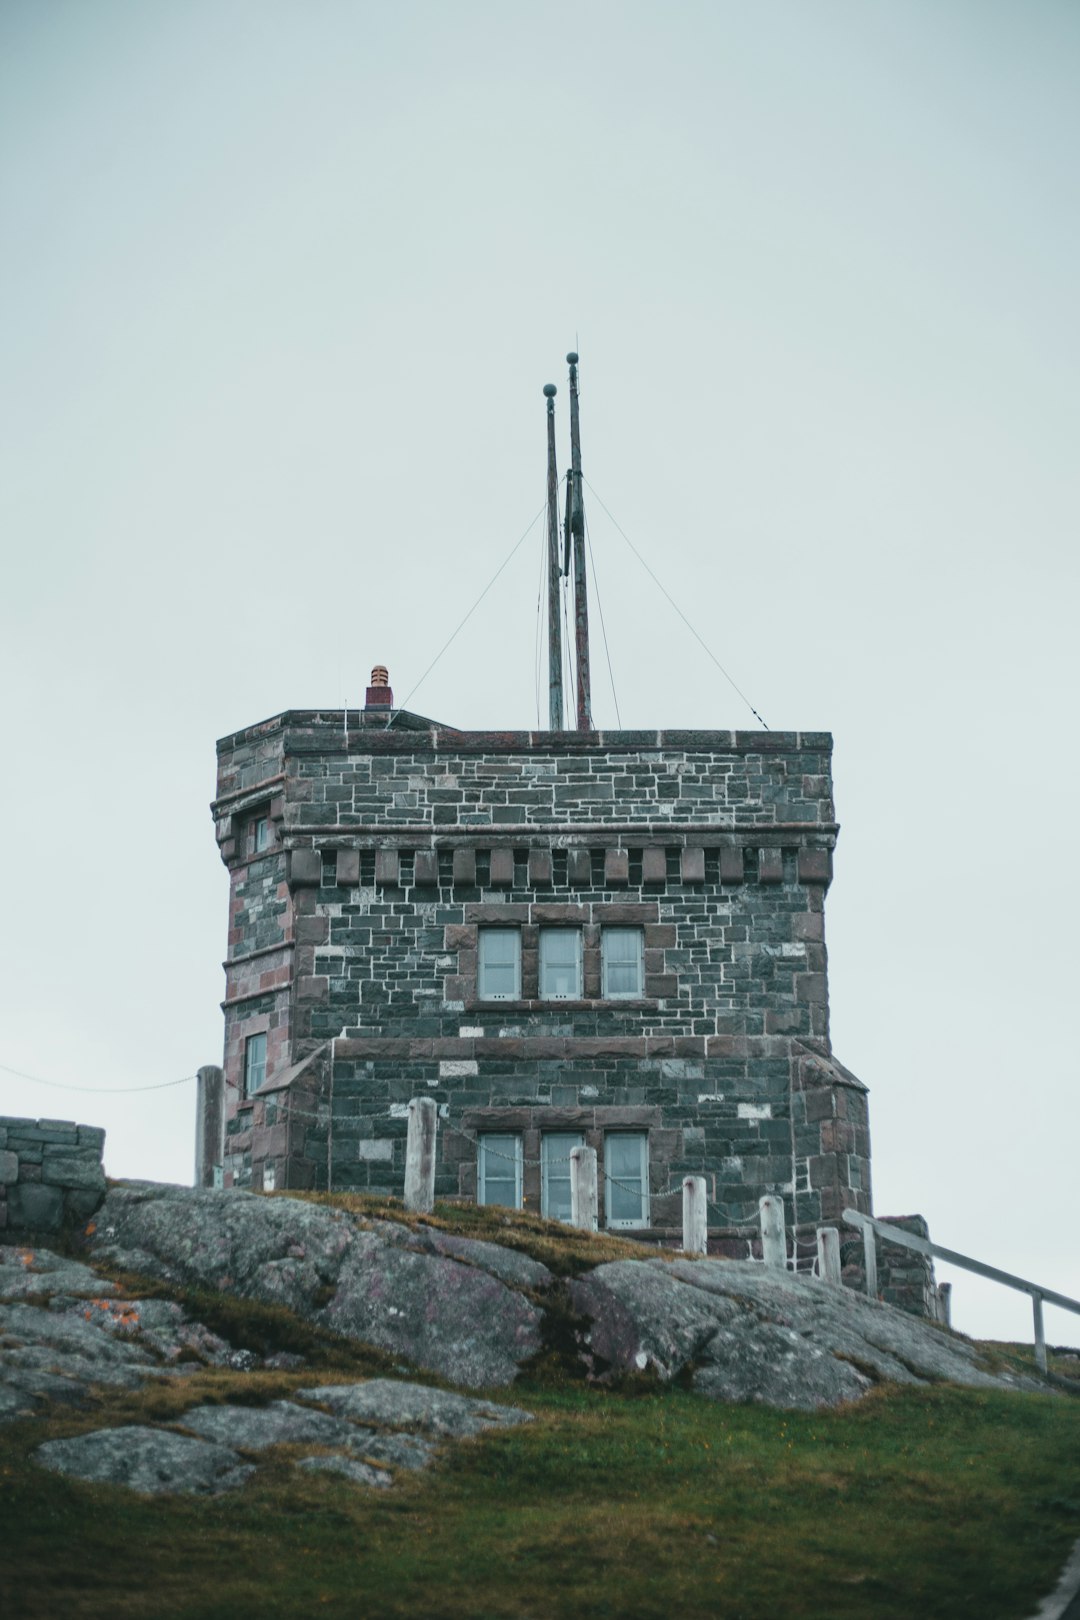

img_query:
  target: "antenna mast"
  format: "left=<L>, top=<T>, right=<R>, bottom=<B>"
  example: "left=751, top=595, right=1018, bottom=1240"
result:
left=567, top=352, right=593, bottom=730
left=543, top=383, right=564, bottom=731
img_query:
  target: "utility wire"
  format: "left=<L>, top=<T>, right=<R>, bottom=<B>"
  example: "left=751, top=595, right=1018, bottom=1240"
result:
left=582, top=475, right=770, bottom=730
left=0, top=1060, right=197, bottom=1095
left=387, top=499, right=548, bottom=726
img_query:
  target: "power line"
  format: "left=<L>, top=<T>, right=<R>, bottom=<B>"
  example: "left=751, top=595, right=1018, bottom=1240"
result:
left=0, top=1060, right=197, bottom=1096
left=582, top=476, right=770, bottom=730
left=387, top=499, right=548, bottom=726
left=584, top=510, right=622, bottom=728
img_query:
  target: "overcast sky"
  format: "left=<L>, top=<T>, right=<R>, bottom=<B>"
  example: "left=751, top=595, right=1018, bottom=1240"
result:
left=2, top=0, right=1077, bottom=1344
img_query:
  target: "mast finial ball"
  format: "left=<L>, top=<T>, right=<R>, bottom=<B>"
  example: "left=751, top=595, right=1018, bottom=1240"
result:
left=543, top=383, right=557, bottom=397
left=566, top=351, right=579, bottom=364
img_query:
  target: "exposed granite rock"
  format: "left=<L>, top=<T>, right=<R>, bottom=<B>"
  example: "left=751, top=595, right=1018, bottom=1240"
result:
left=296, top=1455, right=392, bottom=1488
left=298, top=1379, right=534, bottom=1438
left=89, top=1185, right=544, bottom=1387
left=35, top=1425, right=254, bottom=1494
left=394, top=1226, right=553, bottom=1292
left=570, top=1258, right=1048, bottom=1409
left=182, top=1400, right=361, bottom=1453
left=0, top=1246, right=117, bottom=1302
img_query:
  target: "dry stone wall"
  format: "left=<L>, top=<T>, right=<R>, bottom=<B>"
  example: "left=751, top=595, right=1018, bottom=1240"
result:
left=0, top=1117, right=106, bottom=1234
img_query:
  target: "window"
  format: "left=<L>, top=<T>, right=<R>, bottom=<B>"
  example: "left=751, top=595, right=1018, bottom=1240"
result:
left=604, top=1133, right=649, bottom=1229
left=602, top=927, right=644, bottom=999
left=541, top=1133, right=584, bottom=1223
left=477, top=930, right=521, bottom=1000
left=539, top=929, right=582, bottom=999
left=251, top=817, right=269, bottom=853
left=243, top=1032, right=267, bottom=1098
left=477, top=1134, right=522, bottom=1209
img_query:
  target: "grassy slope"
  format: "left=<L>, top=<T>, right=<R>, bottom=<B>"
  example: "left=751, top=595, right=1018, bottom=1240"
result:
left=3, top=1195, right=1079, bottom=1620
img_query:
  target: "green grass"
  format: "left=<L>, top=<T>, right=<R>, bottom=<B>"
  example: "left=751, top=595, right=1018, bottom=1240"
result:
left=4, top=1373, right=1080, bottom=1619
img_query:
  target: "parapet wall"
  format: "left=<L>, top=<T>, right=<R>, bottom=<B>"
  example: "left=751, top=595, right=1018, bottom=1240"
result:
left=0, top=1117, right=107, bottom=1234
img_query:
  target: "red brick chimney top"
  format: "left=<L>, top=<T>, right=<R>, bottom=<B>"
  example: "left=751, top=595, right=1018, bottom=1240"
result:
left=365, top=666, right=393, bottom=708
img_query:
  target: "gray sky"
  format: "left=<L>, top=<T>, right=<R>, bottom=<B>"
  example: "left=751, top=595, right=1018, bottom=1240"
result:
left=2, top=0, right=1077, bottom=1343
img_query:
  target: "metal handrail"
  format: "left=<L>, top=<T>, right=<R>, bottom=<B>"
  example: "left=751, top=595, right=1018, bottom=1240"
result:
left=843, top=1208, right=1080, bottom=1374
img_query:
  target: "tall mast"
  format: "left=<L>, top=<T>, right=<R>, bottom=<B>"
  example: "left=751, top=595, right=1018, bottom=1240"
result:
left=543, top=383, right=564, bottom=731
left=567, top=351, right=593, bottom=730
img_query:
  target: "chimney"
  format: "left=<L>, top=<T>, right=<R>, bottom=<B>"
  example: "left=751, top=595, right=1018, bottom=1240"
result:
left=365, top=665, right=393, bottom=709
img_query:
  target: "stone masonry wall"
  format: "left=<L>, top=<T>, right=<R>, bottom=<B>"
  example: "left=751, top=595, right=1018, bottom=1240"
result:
left=0, top=1117, right=107, bottom=1234
left=213, top=714, right=871, bottom=1248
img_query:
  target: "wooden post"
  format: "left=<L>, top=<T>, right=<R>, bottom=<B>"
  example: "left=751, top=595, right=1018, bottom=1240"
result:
left=194, top=1064, right=225, bottom=1188
left=682, top=1176, right=708, bottom=1256
left=936, top=1281, right=952, bottom=1327
left=862, top=1220, right=878, bottom=1299
left=1033, top=1291, right=1047, bottom=1373
left=817, top=1226, right=842, bottom=1285
left=570, top=1145, right=598, bottom=1232
left=404, top=1097, right=437, bottom=1215
left=759, top=1195, right=786, bottom=1270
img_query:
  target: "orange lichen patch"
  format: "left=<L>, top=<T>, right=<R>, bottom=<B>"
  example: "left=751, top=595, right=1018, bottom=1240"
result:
left=84, top=1221, right=97, bottom=1236
left=16, top=1249, right=35, bottom=1269
left=83, top=1298, right=141, bottom=1331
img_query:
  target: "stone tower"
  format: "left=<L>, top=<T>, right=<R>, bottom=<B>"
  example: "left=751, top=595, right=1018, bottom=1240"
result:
left=210, top=673, right=873, bottom=1254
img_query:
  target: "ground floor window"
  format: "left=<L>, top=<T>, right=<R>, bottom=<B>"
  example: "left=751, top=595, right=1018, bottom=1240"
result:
left=541, top=1132, right=584, bottom=1223
left=604, top=1133, right=649, bottom=1229
left=477, top=1134, right=522, bottom=1209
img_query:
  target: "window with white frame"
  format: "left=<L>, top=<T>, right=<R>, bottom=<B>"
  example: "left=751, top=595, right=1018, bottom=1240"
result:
left=539, top=928, right=582, bottom=999
left=601, top=927, right=644, bottom=999
left=243, top=1032, right=267, bottom=1098
left=604, top=1133, right=649, bottom=1229
left=477, top=1134, right=522, bottom=1209
left=541, top=1132, right=584, bottom=1223
left=251, top=816, right=269, bottom=854
left=477, top=929, right=521, bottom=1000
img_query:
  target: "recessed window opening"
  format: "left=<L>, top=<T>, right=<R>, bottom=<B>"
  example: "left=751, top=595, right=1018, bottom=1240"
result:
left=539, top=929, right=582, bottom=999
left=243, top=1032, right=267, bottom=1098
left=605, top=1133, right=649, bottom=1229
left=541, top=1133, right=584, bottom=1223
left=477, top=1134, right=522, bottom=1209
left=251, top=816, right=269, bottom=854
left=477, top=929, right=521, bottom=1000
left=601, top=927, right=644, bottom=999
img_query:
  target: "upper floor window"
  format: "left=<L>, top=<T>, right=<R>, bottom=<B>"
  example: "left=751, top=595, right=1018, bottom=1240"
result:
left=539, top=928, right=582, bottom=1000
left=251, top=817, right=269, bottom=853
left=604, top=1133, right=649, bottom=1229
left=601, top=928, right=644, bottom=999
left=243, top=1032, right=267, bottom=1098
left=477, top=929, right=521, bottom=1000
left=477, top=1134, right=522, bottom=1208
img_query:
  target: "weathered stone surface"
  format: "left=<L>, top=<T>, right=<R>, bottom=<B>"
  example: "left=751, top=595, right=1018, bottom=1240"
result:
left=182, top=1400, right=359, bottom=1453
left=296, top=1454, right=392, bottom=1488
left=181, top=1399, right=436, bottom=1472
left=570, top=1258, right=1048, bottom=1409
left=320, top=1227, right=541, bottom=1387
left=35, top=1425, right=255, bottom=1495
left=7, top=1184, right=63, bottom=1232
left=393, top=1225, right=552, bottom=1292
left=298, top=1379, right=533, bottom=1438
left=0, top=1245, right=117, bottom=1302
left=90, top=1185, right=543, bottom=1388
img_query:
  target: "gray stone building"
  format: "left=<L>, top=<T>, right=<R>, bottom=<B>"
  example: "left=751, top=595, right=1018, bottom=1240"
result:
left=211, top=671, right=874, bottom=1254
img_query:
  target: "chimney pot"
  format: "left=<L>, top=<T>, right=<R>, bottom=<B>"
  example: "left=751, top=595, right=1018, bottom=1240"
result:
left=365, top=666, right=393, bottom=709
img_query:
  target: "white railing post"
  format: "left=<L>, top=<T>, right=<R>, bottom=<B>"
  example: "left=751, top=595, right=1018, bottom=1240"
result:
left=861, top=1220, right=878, bottom=1299
left=682, top=1176, right=708, bottom=1256
left=570, top=1146, right=598, bottom=1232
left=1033, top=1292, right=1047, bottom=1373
left=935, top=1281, right=952, bottom=1327
left=759, top=1195, right=786, bottom=1270
left=194, top=1064, right=225, bottom=1188
left=817, top=1226, right=842, bottom=1285
left=404, top=1096, right=437, bottom=1214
